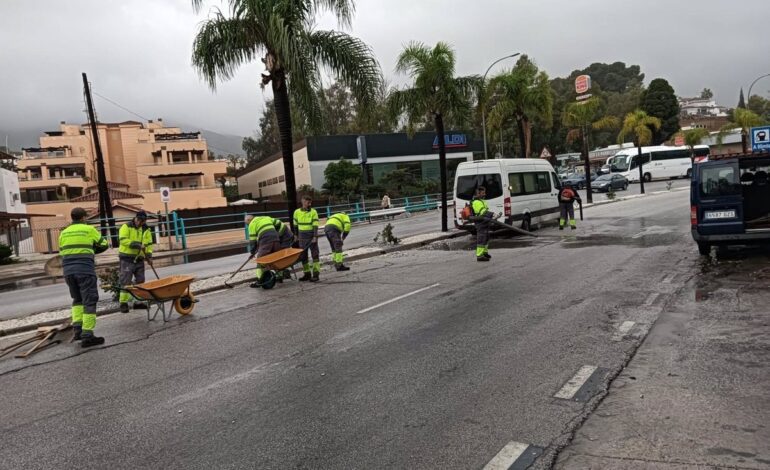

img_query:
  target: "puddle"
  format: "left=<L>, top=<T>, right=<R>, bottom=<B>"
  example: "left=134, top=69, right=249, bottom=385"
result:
left=558, top=233, right=682, bottom=249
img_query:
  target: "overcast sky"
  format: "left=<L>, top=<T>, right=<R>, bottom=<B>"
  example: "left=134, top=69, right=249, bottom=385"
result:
left=1, top=0, right=768, bottom=141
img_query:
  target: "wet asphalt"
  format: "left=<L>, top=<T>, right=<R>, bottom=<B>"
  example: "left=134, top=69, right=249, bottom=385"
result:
left=2, top=182, right=749, bottom=469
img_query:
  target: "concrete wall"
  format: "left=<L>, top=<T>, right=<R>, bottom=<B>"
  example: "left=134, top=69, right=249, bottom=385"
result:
left=237, top=148, right=311, bottom=199
left=0, top=169, right=26, bottom=214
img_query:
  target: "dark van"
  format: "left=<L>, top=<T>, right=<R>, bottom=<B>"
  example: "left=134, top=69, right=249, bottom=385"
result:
left=691, top=152, right=770, bottom=255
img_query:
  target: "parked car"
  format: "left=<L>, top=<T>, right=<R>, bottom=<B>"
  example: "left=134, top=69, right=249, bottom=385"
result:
left=560, top=172, right=598, bottom=189
left=591, top=174, right=629, bottom=192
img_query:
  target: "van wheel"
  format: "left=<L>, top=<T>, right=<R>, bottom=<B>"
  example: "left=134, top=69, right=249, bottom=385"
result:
left=521, top=215, right=531, bottom=233
left=643, top=173, right=652, bottom=182
left=686, top=169, right=692, bottom=179
left=623, top=183, right=628, bottom=191
left=697, top=242, right=711, bottom=256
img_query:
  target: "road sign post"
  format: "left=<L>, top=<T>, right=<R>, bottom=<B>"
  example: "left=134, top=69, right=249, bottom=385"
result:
left=160, top=187, right=172, bottom=248
left=751, top=126, right=770, bottom=152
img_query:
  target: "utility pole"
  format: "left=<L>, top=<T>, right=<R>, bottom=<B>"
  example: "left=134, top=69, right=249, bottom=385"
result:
left=82, top=73, right=117, bottom=247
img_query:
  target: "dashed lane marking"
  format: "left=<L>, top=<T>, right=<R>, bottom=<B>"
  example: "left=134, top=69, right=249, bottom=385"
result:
left=643, top=293, right=660, bottom=306
left=612, top=321, right=636, bottom=342
left=661, top=273, right=676, bottom=283
left=483, top=441, right=543, bottom=470
left=554, top=365, right=598, bottom=400
left=356, top=283, right=441, bottom=314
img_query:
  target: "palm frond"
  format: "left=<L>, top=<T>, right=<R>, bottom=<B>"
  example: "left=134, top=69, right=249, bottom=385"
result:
left=593, top=116, right=619, bottom=131
left=310, top=0, right=355, bottom=28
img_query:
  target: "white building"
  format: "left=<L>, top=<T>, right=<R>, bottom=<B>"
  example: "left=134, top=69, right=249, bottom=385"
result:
left=678, top=97, right=729, bottom=117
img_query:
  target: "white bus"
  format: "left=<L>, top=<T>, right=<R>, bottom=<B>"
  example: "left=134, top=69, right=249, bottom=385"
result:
left=611, top=145, right=709, bottom=182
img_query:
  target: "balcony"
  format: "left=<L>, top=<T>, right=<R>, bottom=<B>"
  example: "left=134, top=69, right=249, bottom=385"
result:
left=20, top=177, right=87, bottom=189
left=138, top=160, right=228, bottom=176
left=17, top=155, right=87, bottom=167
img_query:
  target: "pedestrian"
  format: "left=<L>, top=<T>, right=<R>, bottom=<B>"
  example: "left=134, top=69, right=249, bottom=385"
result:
left=324, top=212, right=351, bottom=271
left=381, top=193, right=391, bottom=209
left=558, top=182, right=581, bottom=230
left=118, top=210, right=153, bottom=313
left=293, top=195, right=320, bottom=282
left=59, top=207, right=109, bottom=347
left=272, top=216, right=294, bottom=281
left=245, top=215, right=280, bottom=288
left=471, top=186, right=497, bottom=262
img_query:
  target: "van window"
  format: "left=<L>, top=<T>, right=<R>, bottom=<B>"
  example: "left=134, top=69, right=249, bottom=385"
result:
left=551, top=172, right=561, bottom=189
left=456, top=174, right=503, bottom=200
left=700, top=165, right=741, bottom=197
left=509, top=171, right=551, bottom=196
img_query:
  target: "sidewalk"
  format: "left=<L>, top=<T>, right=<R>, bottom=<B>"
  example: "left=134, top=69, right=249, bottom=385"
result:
left=555, top=250, right=770, bottom=469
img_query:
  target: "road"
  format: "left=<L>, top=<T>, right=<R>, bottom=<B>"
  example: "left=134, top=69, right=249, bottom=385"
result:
left=0, top=209, right=452, bottom=320
left=0, top=188, right=711, bottom=468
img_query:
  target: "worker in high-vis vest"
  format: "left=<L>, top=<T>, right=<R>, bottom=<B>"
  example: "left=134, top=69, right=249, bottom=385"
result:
left=118, top=211, right=153, bottom=313
left=272, top=217, right=294, bottom=249
left=246, top=215, right=280, bottom=288
left=324, top=212, right=351, bottom=271
left=471, top=186, right=496, bottom=262
left=59, top=207, right=109, bottom=348
left=293, top=195, right=320, bottom=282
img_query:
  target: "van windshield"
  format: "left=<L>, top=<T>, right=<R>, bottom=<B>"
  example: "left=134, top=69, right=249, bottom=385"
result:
left=456, top=174, right=503, bottom=200
left=612, top=156, right=630, bottom=171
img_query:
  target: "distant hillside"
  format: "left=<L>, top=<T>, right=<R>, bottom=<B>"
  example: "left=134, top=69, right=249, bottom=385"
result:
left=0, top=125, right=246, bottom=156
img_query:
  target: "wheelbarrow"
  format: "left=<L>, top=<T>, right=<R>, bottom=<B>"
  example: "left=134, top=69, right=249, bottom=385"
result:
left=108, top=275, right=197, bottom=322
left=253, top=248, right=304, bottom=289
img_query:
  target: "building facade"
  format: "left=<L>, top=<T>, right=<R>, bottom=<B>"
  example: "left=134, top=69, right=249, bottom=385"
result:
left=237, top=132, right=483, bottom=199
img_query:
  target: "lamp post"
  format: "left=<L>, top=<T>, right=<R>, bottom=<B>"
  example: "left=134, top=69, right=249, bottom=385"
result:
left=482, top=53, right=520, bottom=159
left=747, top=73, right=770, bottom=104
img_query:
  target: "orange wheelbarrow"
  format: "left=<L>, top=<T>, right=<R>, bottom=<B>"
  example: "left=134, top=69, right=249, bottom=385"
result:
left=111, top=275, right=197, bottom=322
left=253, top=248, right=304, bottom=289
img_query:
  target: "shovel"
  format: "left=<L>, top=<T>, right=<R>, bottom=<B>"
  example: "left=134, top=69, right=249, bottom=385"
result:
left=224, top=253, right=255, bottom=288
left=578, top=200, right=584, bottom=221
left=136, top=248, right=160, bottom=280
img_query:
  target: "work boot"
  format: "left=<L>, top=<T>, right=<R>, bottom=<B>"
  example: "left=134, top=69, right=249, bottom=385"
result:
left=80, top=334, right=105, bottom=348
left=559, top=226, right=564, bottom=231
left=335, top=264, right=351, bottom=272
left=299, top=272, right=312, bottom=282
left=311, top=272, right=320, bottom=282
left=571, top=226, right=577, bottom=230
left=71, top=325, right=82, bottom=342
left=119, top=303, right=130, bottom=313
left=483, top=253, right=491, bottom=259
left=133, top=302, right=148, bottom=310
left=477, top=256, right=490, bottom=262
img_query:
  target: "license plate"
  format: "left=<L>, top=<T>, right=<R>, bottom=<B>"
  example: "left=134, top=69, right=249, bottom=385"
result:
left=704, top=210, right=736, bottom=220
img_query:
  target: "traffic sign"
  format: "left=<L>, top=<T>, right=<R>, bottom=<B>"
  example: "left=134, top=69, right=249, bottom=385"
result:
left=751, top=126, right=770, bottom=152
left=674, top=134, right=685, bottom=146
left=160, top=186, right=171, bottom=203
left=539, top=147, right=552, bottom=159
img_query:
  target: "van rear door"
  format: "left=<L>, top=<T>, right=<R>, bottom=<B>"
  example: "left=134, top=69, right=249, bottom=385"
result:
left=454, top=163, right=504, bottom=226
left=694, top=161, right=743, bottom=236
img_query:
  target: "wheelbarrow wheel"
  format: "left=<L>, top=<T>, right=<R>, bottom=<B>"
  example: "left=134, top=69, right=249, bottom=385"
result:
left=261, top=271, right=277, bottom=290
left=174, top=292, right=196, bottom=315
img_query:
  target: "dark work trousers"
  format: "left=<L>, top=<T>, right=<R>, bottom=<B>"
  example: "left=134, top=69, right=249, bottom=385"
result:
left=278, top=227, right=294, bottom=250
left=65, top=274, right=99, bottom=314
left=297, top=231, right=319, bottom=266
left=119, top=258, right=146, bottom=304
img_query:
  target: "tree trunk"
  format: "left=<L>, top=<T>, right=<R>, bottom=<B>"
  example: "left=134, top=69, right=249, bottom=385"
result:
left=741, top=130, right=749, bottom=154
left=517, top=118, right=526, bottom=158
left=582, top=126, right=593, bottom=203
left=524, top=118, right=532, bottom=158
left=272, top=70, right=298, bottom=225
left=637, top=143, right=645, bottom=194
left=434, top=113, right=449, bottom=232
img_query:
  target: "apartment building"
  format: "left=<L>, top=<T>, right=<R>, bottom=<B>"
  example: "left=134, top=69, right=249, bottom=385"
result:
left=18, top=119, right=228, bottom=214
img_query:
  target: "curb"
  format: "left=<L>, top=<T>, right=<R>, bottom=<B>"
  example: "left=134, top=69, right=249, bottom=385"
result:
left=0, top=231, right=468, bottom=337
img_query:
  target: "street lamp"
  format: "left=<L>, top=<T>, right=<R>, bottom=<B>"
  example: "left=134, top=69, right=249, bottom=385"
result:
left=482, top=53, right=521, bottom=159
left=747, top=73, right=770, bottom=104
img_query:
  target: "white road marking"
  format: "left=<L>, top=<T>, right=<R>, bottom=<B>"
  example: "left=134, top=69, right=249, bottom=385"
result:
left=484, top=441, right=529, bottom=470
left=554, top=365, right=598, bottom=400
left=662, top=273, right=676, bottom=284
left=643, top=293, right=659, bottom=306
left=612, top=321, right=636, bottom=341
left=356, top=283, right=441, bottom=314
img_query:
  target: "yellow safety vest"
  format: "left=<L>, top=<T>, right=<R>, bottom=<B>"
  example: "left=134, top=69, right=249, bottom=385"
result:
left=293, top=208, right=319, bottom=233
left=272, top=218, right=288, bottom=235
left=471, top=198, right=489, bottom=216
left=326, top=213, right=351, bottom=234
left=249, top=216, right=276, bottom=241
left=59, top=223, right=109, bottom=259
left=119, top=221, right=153, bottom=259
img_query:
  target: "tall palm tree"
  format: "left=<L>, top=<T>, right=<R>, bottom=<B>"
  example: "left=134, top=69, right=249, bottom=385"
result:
left=387, top=42, right=480, bottom=232
left=618, top=109, right=661, bottom=194
left=563, top=98, right=619, bottom=203
left=486, top=56, right=553, bottom=158
left=191, top=0, right=381, bottom=221
left=717, top=108, right=764, bottom=154
left=679, top=128, right=710, bottom=163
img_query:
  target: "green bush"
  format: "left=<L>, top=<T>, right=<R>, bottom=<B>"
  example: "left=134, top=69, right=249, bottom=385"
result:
left=0, top=242, right=13, bottom=265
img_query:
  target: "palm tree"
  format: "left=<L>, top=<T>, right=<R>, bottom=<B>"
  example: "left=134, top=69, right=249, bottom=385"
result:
left=191, top=0, right=382, bottom=221
left=486, top=56, right=553, bottom=158
left=679, top=128, right=710, bottom=163
left=563, top=98, right=619, bottom=203
left=387, top=42, right=480, bottom=232
left=717, top=108, right=764, bottom=154
left=618, top=109, right=661, bottom=194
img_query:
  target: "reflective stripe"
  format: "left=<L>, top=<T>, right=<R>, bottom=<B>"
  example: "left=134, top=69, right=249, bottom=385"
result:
left=61, top=254, right=95, bottom=259
left=327, top=213, right=351, bottom=233
left=293, top=208, right=319, bottom=232
left=249, top=217, right=276, bottom=240
left=60, top=244, right=95, bottom=250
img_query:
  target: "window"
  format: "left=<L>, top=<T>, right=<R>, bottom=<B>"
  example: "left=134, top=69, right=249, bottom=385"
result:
left=551, top=172, right=561, bottom=189
left=509, top=171, right=551, bottom=196
left=456, top=174, right=503, bottom=200
left=700, top=165, right=741, bottom=197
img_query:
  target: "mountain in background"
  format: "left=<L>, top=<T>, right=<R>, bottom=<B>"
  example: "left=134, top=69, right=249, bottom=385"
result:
left=1, top=123, right=246, bottom=156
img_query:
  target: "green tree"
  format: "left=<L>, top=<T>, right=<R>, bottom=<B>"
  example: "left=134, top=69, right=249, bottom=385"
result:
left=717, top=108, right=764, bottom=153
left=487, top=55, right=553, bottom=158
left=562, top=97, right=619, bottom=203
left=618, top=109, right=661, bottom=194
left=387, top=42, right=480, bottom=232
left=700, top=88, right=714, bottom=100
left=191, top=0, right=382, bottom=222
left=322, top=158, right=361, bottom=200
left=640, top=78, right=679, bottom=144
left=738, top=88, right=746, bottom=109
left=747, top=94, right=770, bottom=122
left=678, top=128, right=710, bottom=163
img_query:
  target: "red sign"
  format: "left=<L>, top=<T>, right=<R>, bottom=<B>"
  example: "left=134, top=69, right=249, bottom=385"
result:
left=575, top=75, right=591, bottom=94
left=674, top=134, right=685, bottom=146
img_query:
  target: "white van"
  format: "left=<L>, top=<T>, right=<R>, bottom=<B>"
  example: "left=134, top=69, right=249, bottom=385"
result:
left=454, top=159, right=561, bottom=231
